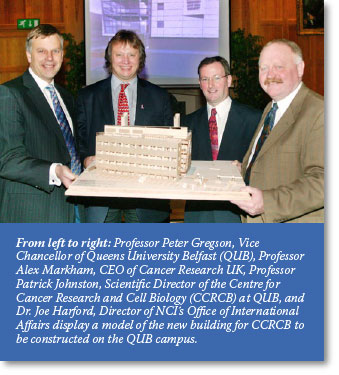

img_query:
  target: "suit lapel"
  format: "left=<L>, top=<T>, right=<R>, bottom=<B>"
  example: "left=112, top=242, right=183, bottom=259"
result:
left=241, top=105, right=268, bottom=175
left=96, top=77, right=114, bottom=126
left=22, top=72, right=66, bottom=147
left=90, top=76, right=115, bottom=126
left=218, top=101, right=239, bottom=159
left=258, top=108, right=295, bottom=156
left=57, top=85, right=74, bottom=119
left=254, top=84, right=307, bottom=162
left=56, top=84, right=81, bottom=148
left=136, top=78, right=146, bottom=124
left=198, top=107, right=213, bottom=160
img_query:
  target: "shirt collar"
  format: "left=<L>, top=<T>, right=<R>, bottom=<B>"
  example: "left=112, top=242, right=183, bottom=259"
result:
left=111, top=74, right=138, bottom=90
left=275, top=82, right=303, bottom=111
left=207, top=96, right=232, bottom=117
left=28, top=67, right=55, bottom=91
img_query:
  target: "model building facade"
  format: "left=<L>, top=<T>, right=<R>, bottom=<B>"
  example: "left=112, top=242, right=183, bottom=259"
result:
left=96, top=125, right=192, bottom=180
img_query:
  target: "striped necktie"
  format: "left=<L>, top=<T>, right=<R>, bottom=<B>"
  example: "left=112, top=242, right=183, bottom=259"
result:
left=46, top=85, right=81, bottom=175
left=209, top=108, right=218, bottom=160
left=244, top=102, right=278, bottom=185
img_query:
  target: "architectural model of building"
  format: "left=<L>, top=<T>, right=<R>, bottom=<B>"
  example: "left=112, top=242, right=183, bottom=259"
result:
left=95, top=114, right=192, bottom=180
left=66, top=114, right=249, bottom=202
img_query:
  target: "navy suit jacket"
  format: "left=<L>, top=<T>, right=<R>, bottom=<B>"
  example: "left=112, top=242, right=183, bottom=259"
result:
left=183, top=100, right=262, bottom=223
left=77, top=76, right=173, bottom=223
left=0, top=71, right=82, bottom=223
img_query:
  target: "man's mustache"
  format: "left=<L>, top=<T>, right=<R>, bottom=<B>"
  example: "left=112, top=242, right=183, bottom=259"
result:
left=265, top=78, right=283, bottom=85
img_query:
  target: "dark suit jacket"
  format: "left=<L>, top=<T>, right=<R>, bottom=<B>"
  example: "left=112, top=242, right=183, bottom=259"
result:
left=183, top=100, right=262, bottom=223
left=0, top=71, right=81, bottom=223
left=76, top=76, right=173, bottom=223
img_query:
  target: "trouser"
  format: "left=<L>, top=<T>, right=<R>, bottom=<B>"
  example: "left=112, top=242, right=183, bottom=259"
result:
left=104, top=208, right=139, bottom=223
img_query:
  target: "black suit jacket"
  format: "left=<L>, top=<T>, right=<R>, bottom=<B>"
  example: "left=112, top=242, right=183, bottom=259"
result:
left=0, top=71, right=81, bottom=223
left=183, top=100, right=262, bottom=223
left=76, top=76, right=173, bottom=223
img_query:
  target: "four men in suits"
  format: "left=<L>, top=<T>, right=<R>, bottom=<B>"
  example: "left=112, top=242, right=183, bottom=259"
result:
left=231, top=39, right=324, bottom=223
left=183, top=56, right=262, bottom=222
left=77, top=30, right=172, bottom=223
left=0, top=24, right=82, bottom=223
left=0, top=27, right=323, bottom=225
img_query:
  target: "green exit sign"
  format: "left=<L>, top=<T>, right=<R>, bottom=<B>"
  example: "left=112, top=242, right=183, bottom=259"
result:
left=17, top=19, right=40, bottom=30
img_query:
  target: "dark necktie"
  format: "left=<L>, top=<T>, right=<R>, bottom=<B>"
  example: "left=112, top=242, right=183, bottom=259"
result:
left=46, top=85, right=81, bottom=175
left=244, top=102, right=278, bottom=185
left=117, top=83, right=129, bottom=125
left=209, top=108, right=218, bottom=160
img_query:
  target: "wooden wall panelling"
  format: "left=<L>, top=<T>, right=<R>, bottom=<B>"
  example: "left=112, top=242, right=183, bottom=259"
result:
left=259, top=0, right=284, bottom=22
left=25, top=0, right=64, bottom=25
left=0, top=0, right=84, bottom=84
left=0, top=0, right=26, bottom=25
left=0, top=33, right=27, bottom=83
left=230, top=0, right=324, bottom=95
left=230, top=0, right=250, bottom=31
left=258, top=0, right=291, bottom=42
left=0, top=1, right=323, bottom=92
left=63, top=0, right=84, bottom=42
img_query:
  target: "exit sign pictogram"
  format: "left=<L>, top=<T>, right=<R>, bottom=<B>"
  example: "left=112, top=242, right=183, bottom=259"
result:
left=17, top=19, right=40, bottom=29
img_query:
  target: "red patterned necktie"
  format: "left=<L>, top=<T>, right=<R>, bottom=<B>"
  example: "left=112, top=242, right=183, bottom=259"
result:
left=117, top=83, right=129, bottom=125
left=209, top=108, right=218, bottom=160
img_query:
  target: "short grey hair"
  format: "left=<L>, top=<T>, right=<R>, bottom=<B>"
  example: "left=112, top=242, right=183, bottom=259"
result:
left=26, top=24, right=63, bottom=53
left=260, top=39, right=304, bottom=65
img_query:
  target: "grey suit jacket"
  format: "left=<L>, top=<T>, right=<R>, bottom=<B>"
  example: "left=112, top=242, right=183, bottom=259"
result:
left=241, top=84, right=324, bottom=223
left=0, top=71, right=81, bottom=222
left=183, top=100, right=261, bottom=223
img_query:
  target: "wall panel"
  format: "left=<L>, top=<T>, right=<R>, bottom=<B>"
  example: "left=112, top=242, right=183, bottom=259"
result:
left=231, top=0, right=324, bottom=95
left=259, top=0, right=284, bottom=21
left=0, top=0, right=26, bottom=24
left=0, top=1, right=324, bottom=92
left=0, top=0, right=83, bottom=84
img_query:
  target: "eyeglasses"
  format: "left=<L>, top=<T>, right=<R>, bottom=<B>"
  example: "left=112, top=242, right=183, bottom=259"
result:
left=199, top=75, right=228, bottom=84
